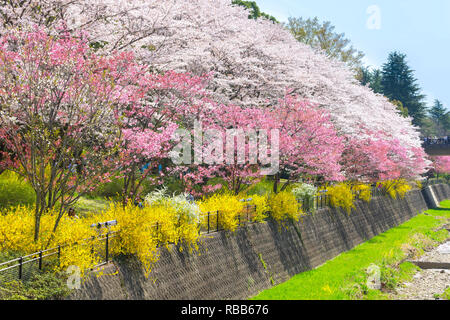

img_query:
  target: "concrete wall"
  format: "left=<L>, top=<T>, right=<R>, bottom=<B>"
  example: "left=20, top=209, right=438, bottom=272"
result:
left=431, top=183, right=450, bottom=203
left=422, top=183, right=450, bottom=208
left=70, top=185, right=449, bottom=300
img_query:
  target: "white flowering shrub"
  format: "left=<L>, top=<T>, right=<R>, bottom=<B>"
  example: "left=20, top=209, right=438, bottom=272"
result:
left=292, top=183, right=318, bottom=211
left=145, top=187, right=200, bottom=223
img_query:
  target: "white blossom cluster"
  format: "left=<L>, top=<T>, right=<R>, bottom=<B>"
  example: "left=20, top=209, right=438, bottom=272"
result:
left=0, top=0, right=427, bottom=165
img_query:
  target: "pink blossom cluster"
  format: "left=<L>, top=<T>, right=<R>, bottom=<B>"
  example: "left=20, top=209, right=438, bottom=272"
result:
left=431, top=156, right=450, bottom=174
left=0, top=1, right=434, bottom=198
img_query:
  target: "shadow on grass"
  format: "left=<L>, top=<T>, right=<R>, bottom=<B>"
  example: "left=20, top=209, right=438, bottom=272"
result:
left=430, top=207, right=450, bottom=212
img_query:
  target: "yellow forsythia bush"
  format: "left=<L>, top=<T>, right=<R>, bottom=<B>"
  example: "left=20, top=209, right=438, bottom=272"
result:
left=415, top=180, right=423, bottom=190
left=0, top=205, right=97, bottom=276
left=0, top=199, right=201, bottom=278
left=91, top=203, right=160, bottom=277
left=198, top=193, right=244, bottom=232
left=326, top=183, right=355, bottom=214
left=268, top=191, right=301, bottom=223
left=378, top=179, right=412, bottom=200
left=248, top=194, right=270, bottom=223
left=352, top=184, right=372, bottom=203
left=91, top=200, right=200, bottom=276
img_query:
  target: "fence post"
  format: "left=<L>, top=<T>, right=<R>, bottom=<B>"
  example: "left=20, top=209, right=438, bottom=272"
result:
left=18, top=257, right=23, bottom=280
left=105, top=233, right=109, bottom=263
left=39, top=251, right=43, bottom=270
left=91, top=236, right=95, bottom=256
left=207, top=212, right=210, bottom=234
left=216, top=210, right=219, bottom=232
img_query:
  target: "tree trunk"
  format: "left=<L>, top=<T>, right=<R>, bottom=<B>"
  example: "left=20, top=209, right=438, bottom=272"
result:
left=280, top=180, right=290, bottom=192
left=273, top=173, right=280, bottom=193
left=34, top=193, right=42, bottom=242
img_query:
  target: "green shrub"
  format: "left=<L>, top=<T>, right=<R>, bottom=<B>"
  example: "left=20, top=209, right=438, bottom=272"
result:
left=0, top=272, right=71, bottom=300
left=245, top=177, right=274, bottom=196
left=0, top=171, right=35, bottom=209
left=85, top=177, right=123, bottom=199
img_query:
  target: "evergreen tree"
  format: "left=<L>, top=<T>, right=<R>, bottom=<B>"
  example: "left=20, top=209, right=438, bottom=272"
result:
left=369, top=69, right=383, bottom=94
left=381, top=52, right=427, bottom=126
left=429, top=99, right=447, bottom=122
left=429, top=99, right=449, bottom=136
left=357, top=66, right=372, bottom=86
left=356, top=67, right=383, bottom=94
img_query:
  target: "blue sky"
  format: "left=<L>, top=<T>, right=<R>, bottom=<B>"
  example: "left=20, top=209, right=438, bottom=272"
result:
left=255, top=0, right=450, bottom=112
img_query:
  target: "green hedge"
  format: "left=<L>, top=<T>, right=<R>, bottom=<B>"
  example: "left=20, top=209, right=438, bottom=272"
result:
left=0, top=172, right=35, bottom=210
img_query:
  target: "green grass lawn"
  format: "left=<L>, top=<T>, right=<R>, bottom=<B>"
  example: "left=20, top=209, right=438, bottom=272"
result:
left=72, top=196, right=110, bottom=216
left=252, top=200, right=450, bottom=300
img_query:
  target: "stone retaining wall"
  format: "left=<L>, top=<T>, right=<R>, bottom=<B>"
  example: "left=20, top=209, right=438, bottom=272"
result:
left=70, top=185, right=449, bottom=300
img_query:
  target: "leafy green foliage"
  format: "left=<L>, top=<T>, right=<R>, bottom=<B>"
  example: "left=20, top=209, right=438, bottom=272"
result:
left=231, top=1, right=278, bottom=22
left=286, top=17, right=365, bottom=70
left=439, top=287, right=450, bottom=300
left=0, top=272, right=71, bottom=300
left=0, top=171, right=35, bottom=210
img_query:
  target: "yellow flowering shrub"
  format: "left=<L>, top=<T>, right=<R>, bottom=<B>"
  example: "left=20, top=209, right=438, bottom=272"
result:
left=378, top=179, right=412, bottom=200
left=176, top=213, right=200, bottom=253
left=415, top=180, right=423, bottom=190
left=268, top=191, right=301, bottom=223
left=198, top=193, right=244, bottom=232
left=248, top=194, right=269, bottom=223
left=0, top=199, right=201, bottom=279
left=92, top=203, right=160, bottom=276
left=143, top=189, right=200, bottom=252
left=59, top=244, right=98, bottom=278
left=91, top=201, right=200, bottom=276
left=326, top=183, right=355, bottom=214
left=352, top=184, right=372, bottom=203
left=0, top=205, right=97, bottom=275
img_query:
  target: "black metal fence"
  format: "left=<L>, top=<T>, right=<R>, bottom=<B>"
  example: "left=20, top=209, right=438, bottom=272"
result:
left=199, top=205, right=258, bottom=234
left=300, top=194, right=330, bottom=212
left=0, top=231, right=119, bottom=284
left=199, top=194, right=331, bottom=235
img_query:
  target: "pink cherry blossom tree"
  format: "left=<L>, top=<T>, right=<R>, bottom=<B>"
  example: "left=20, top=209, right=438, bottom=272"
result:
left=431, top=156, right=450, bottom=174
left=266, top=94, right=345, bottom=192
left=0, top=0, right=431, bottom=185
left=173, top=94, right=345, bottom=195
left=0, top=1, right=428, bottom=178
left=340, top=128, right=430, bottom=183
left=0, top=28, right=138, bottom=241
left=116, top=70, right=213, bottom=205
